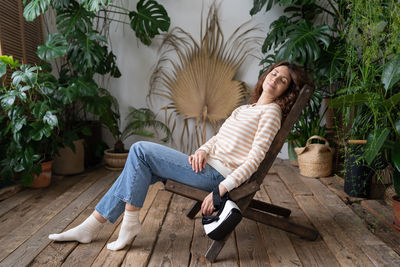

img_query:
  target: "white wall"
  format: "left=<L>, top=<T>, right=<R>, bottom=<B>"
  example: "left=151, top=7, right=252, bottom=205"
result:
left=100, top=0, right=289, bottom=159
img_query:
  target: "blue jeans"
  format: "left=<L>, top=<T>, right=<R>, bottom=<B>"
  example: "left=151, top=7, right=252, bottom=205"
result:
left=95, top=141, right=225, bottom=223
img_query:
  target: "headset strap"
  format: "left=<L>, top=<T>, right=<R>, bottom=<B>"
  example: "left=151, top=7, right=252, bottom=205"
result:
left=202, top=187, right=229, bottom=225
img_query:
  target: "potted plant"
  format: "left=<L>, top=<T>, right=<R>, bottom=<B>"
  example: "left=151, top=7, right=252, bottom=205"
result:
left=101, top=96, right=171, bottom=170
left=327, top=0, right=400, bottom=200
left=23, top=0, right=171, bottom=174
left=0, top=56, right=60, bottom=187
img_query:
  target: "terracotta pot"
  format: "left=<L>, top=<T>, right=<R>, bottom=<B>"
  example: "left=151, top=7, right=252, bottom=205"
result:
left=393, top=195, right=400, bottom=231
left=31, top=160, right=54, bottom=188
left=104, top=148, right=128, bottom=171
left=53, top=139, right=85, bottom=175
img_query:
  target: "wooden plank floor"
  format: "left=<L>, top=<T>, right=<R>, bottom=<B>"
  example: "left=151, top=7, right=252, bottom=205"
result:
left=1, top=160, right=400, bottom=267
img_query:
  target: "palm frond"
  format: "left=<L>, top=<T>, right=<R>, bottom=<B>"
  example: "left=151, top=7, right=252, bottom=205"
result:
left=148, top=3, right=262, bottom=153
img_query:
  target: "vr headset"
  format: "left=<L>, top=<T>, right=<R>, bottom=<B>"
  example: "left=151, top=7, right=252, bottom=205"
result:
left=202, top=187, right=242, bottom=241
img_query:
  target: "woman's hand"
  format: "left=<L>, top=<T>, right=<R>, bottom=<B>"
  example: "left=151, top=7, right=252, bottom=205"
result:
left=201, top=184, right=228, bottom=216
left=188, top=150, right=207, bottom=173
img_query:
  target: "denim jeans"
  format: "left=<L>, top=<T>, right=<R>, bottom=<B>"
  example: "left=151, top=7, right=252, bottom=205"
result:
left=95, top=141, right=225, bottom=223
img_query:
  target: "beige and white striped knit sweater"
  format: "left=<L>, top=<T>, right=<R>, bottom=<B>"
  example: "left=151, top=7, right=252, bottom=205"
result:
left=197, top=103, right=282, bottom=191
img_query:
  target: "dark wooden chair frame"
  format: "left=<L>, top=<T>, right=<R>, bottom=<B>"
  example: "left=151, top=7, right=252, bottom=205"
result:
left=165, top=84, right=319, bottom=262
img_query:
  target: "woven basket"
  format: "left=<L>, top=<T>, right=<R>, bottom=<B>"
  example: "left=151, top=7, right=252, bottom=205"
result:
left=295, top=135, right=334, bottom=178
left=384, top=184, right=396, bottom=207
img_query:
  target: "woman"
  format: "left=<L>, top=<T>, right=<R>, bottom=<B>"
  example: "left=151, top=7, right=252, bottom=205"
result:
left=49, top=61, right=310, bottom=251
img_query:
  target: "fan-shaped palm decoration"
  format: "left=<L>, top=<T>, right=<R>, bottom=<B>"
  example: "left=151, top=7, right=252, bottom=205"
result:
left=148, top=4, right=261, bottom=153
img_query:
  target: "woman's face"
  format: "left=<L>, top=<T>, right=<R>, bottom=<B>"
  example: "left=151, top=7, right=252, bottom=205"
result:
left=262, top=66, right=292, bottom=99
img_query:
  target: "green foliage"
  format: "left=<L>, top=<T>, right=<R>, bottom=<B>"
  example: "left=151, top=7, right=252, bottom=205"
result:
left=287, top=90, right=327, bottom=146
left=275, top=20, right=331, bottom=65
left=0, top=57, right=60, bottom=186
left=129, top=0, right=170, bottom=46
left=100, top=94, right=171, bottom=152
left=251, top=0, right=345, bottom=149
left=122, top=107, right=171, bottom=143
left=393, top=142, right=400, bottom=195
left=382, top=56, right=400, bottom=91
left=23, top=0, right=51, bottom=22
left=37, top=33, right=68, bottom=61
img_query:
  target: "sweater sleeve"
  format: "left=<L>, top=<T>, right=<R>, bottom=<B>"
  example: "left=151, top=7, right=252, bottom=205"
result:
left=220, top=106, right=281, bottom=191
left=196, top=135, right=218, bottom=154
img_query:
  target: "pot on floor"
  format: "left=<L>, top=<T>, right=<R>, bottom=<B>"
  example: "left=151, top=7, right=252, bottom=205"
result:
left=31, top=160, right=54, bottom=188
left=53, top=139, right=85, bottom=175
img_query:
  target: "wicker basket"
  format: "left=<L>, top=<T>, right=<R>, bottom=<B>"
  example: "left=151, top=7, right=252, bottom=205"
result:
left=104, top=149, right=129, bottom=171
left=295, top=135, right=334, bottom=178
left=384, top=184, right=396, bottom=207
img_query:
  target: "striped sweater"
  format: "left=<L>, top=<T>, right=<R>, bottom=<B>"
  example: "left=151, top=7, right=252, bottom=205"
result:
left=197, top=103, right=282, bottom=191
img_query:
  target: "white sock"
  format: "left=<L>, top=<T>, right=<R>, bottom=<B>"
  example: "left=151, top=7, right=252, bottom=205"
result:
left=48, top=214, right=103, bottom=243
left=107, top=210, right=141, bottom=251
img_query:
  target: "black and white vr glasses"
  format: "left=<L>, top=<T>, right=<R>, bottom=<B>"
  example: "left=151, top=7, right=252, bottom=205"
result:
left=202, top=187, right=242, bottom=241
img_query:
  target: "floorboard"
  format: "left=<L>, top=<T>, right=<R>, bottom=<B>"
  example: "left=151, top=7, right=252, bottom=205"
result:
left=0, top=161, right=398, bottom=266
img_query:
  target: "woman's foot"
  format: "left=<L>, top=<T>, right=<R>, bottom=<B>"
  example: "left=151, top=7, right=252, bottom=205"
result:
left=107, top=210, right=141, bottom=251
left=48, top=214, right=103, bottom=243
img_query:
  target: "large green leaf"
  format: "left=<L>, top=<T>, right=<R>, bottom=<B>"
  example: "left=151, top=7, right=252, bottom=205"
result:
left=385, top=92, right=400, bottom=111
left=250, top=0, right=269, bottom=15
left=32, top=101, right=48, bottom=119
left=129, top=0, right=170, bottom=46
left=37, top=33, right=68, bottom=61
left=56, top=2, right=94, bottom=36
left=365, top=128, right=390, bottom=165
left=393, top=142, right=400, bottom=196
left=382, top=56, right=400, bottom=91
left=250, top=0, right=315, bottom=15
left=262, top=16, right=291, bottom=53
left=0, top=61, right=6, bottom=79
left=0, top=55, right=19, bottom=68
left=328, top=93, right=369, bottom=107
left=68, top=31, right=107, bottom=73
left=11, top=65, right=40, bottom=87
left=276, top=20, right=331, bottom=65
left=43, top=111, right=58, bottom=128
left=23, top=0, right=51, bottom=21
left=396, top=120, right=400, bottom=136
left=0, top=91, right=18, bottom=110
left=82, top=0, right=112, bottom=12
left=53, top=0, right=71, bottom=9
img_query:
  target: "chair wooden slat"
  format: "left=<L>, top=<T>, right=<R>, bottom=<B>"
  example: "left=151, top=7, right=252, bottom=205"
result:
left=164, top=84, right=318, bottom=263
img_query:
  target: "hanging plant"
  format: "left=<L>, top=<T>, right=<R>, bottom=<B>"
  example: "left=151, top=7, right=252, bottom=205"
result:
left=148, top=4, right=261, bottom=153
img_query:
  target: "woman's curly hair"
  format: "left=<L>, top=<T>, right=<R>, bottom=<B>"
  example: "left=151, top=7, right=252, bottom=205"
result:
left=248, top=62, right=313, bottom=121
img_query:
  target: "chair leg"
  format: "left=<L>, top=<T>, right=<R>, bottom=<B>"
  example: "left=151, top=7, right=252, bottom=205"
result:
left=186, top=201, right=201, bottom=219
left=244, top=207, right=319, bottom=241
left=249, top=199, right=291, bottom=217
left=205, top=239, right=226, bottom=263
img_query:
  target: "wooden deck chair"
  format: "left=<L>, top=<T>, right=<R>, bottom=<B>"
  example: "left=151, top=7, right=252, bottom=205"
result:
left=165, top=84, right=319, bottom=262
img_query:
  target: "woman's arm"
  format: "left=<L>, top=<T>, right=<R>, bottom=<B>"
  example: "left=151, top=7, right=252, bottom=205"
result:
left=220, top=107, right=281, bottom=191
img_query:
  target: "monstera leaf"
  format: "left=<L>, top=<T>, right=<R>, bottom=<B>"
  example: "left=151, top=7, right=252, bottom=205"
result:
left=56, top=2, right=95, bottom=36
left=276, top=20, right=331, bottom=65
left=82, top=0, right=112, bottom=12
left=129, top=0, right=170, bottom=46
left=23, top=0, right=51, bottom=21
left=68, top=31, right=107, bottom=73
left=262, top=16, right=291, bottom=53
left=250, top=0, right=316, bottom=15
left=37, top=33, right=68, bottom=61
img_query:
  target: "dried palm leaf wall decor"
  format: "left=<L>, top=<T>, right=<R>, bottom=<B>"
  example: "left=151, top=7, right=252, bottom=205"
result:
left=148, top=3, right=262, bottom=153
